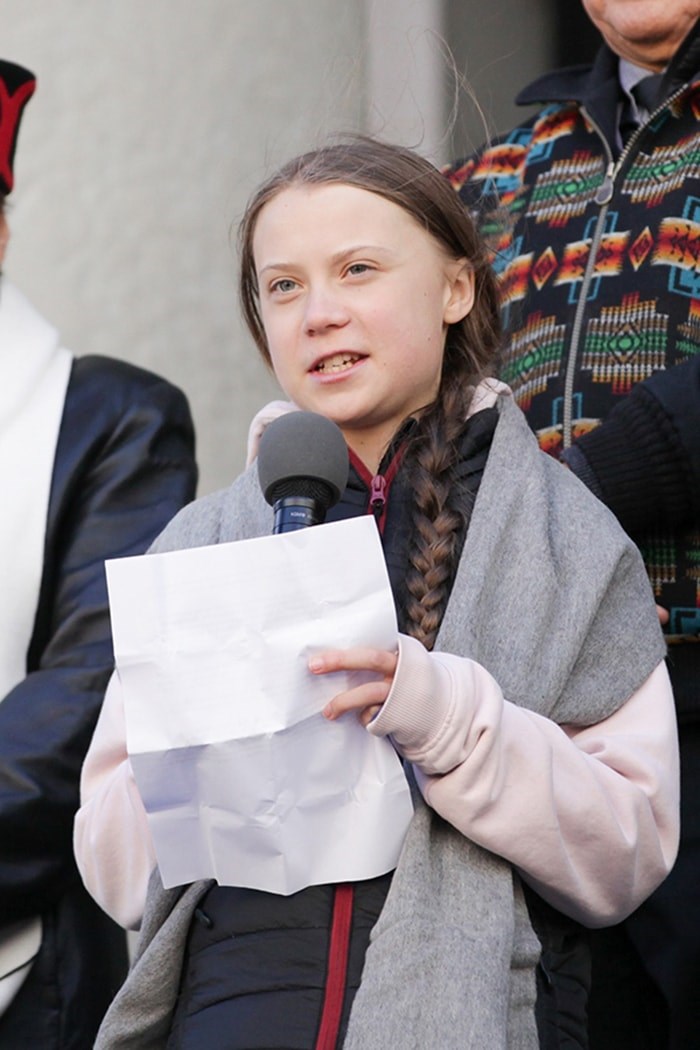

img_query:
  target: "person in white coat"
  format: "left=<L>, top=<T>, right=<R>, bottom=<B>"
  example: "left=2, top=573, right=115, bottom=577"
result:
left=0, top=58, right=197, bottom=1049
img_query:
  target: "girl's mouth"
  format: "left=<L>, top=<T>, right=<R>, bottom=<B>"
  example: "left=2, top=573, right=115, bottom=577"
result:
left=312, top=352, right=365, bottom=374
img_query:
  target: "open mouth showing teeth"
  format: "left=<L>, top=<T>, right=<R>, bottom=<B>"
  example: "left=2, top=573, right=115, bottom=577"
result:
left=314, top=354, right=363, bottom=373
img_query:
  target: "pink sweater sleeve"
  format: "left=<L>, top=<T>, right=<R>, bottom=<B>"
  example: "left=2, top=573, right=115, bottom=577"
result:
left=74, top=672, right=156, bottom=929
left=368, top=634, right=679, bottom=927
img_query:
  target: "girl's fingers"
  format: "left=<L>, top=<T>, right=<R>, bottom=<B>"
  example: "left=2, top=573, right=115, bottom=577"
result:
left=322, top=679, right=392, bottom=721
left=309, top=646, right=398, bottom=677
left=310, top=647, right=398, bottom=724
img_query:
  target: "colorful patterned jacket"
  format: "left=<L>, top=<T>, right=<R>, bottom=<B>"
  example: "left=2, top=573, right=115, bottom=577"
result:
left=446, top=26, right=700, bottom=715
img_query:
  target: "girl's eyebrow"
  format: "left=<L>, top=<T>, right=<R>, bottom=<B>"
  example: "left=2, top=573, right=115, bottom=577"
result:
left=258, top=244, right=396, bottom=278
left=330, top=244, right=395, bottom=265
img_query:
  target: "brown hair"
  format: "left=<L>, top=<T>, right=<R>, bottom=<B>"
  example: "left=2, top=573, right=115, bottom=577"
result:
left=239, top=136, right=502, bottom=649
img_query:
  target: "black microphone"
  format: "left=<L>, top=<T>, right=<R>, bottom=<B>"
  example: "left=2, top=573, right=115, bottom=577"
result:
left=257, top=411, right=349, bottom=533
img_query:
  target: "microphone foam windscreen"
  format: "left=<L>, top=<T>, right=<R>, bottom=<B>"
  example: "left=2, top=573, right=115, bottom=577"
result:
left=257, top=411, right=349, bottom=508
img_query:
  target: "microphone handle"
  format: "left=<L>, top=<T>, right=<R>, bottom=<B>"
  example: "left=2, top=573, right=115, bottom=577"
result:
left=272, top=496, right=326, bottom=534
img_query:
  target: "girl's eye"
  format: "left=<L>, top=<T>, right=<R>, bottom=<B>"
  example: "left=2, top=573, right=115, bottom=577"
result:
left=346, top=263, right=372, bottom=277
left=270, top=278, right=297, bottom=294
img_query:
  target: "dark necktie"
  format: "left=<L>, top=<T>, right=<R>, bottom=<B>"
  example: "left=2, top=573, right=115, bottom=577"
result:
left=620, top=73, right=664, bottom=144
left=633, top=73, right=663, bottom=113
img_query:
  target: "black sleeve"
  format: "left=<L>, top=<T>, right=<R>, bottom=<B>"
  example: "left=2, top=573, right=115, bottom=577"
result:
left=0, top=357, right=197, bottom=924
left=561, top=356, right=700, bottom=536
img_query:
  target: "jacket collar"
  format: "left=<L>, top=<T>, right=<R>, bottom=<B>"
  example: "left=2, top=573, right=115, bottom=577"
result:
left=515, top=18, right=700, bottom=136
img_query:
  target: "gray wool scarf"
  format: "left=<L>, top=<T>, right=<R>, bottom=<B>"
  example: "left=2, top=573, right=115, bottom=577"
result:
left=95, top=394, right=665, bottom=1049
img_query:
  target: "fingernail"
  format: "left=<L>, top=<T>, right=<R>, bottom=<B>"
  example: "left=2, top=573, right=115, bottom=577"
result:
left=309, top=658, right=323, bottom=673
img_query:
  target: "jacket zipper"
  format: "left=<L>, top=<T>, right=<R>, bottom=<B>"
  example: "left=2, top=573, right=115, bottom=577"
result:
left=592, top=82, right=689, bottom=206
left=369, top=473, right=387, bottom=520
left=349, top=446, right=404, bottom=534
left=562, top=86, right=688, bottom=447
left=313, top=448, right=404, bottom=1048
left=315, top=884, right=354, bottom=1050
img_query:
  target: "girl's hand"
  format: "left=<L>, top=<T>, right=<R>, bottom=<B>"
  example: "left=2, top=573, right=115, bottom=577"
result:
left=309, top=647, right=398, bottom=727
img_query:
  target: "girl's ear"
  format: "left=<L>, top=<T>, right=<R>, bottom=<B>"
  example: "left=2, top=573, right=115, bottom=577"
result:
left=443, top=261, right=475, bottom=325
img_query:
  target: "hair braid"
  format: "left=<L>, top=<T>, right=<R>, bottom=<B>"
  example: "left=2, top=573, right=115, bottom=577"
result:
left=403, top=379, right=473, bottom=650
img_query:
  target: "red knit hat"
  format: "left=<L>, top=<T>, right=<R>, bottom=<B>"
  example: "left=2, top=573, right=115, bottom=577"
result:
left=0, top=60, right=36, bottom=196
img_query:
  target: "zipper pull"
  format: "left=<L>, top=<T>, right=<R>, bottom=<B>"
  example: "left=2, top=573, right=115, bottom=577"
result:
left=595, top=161, right=615, bottom=205
left=369, top=474, right=386, bottom=518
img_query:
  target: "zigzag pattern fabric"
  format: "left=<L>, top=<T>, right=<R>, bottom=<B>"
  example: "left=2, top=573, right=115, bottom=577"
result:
left=447, top=85, right=700, bottom=637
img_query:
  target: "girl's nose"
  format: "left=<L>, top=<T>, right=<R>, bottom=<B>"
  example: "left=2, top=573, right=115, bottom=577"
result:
left=303, top=288, right=350, bottom=335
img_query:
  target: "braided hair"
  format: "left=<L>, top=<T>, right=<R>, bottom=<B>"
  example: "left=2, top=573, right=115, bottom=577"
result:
left=239, top=137, right=502, bottom=649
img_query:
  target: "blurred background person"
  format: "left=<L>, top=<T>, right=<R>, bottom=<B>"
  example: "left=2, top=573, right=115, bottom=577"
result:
left=446, top=3, right=700, bottom=1047
left=0, top=58, right=197, bottom=1048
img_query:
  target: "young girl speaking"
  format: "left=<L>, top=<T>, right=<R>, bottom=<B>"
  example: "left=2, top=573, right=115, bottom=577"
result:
left=75, top=138, right=679, bottom=1049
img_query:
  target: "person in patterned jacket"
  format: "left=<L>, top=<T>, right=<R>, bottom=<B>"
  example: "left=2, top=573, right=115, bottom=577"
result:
left=446, top=3, right=700, bottom=1048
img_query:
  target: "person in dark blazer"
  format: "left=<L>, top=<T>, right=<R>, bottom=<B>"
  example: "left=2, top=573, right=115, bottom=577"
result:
left=0, top=58, right=198, bottom=1048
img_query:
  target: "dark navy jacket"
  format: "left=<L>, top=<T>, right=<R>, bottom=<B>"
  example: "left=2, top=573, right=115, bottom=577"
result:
left=0, top=355, right=197, bottom=1049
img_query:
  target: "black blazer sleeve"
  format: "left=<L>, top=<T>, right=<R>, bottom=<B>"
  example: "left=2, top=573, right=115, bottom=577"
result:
left=0, top=356, right=197, bottom=923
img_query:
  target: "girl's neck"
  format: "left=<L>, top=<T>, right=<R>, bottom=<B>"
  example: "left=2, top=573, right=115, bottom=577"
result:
left=342, top=416, right=418, bottom=476
left=342, top=432, right=393, bottom=477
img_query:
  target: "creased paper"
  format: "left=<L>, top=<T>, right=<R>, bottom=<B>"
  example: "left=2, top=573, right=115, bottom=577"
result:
left=106, top=516, right=414, bottom=895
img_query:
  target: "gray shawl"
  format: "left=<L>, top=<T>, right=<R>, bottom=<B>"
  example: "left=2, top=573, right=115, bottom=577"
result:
left=96, top=395, right=665, bottom=1049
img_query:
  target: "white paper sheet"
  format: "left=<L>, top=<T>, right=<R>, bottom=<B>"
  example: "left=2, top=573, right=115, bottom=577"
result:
left=105, top=516, right=414, bottom=895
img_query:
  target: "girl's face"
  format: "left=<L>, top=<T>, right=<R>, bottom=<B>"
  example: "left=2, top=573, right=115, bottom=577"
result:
left=253, top=183, right=474, bottom=471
